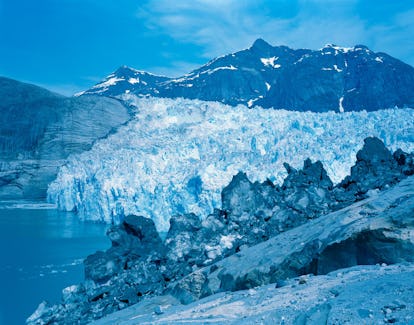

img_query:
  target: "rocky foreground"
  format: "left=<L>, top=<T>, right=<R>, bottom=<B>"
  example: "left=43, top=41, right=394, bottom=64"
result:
left=28, top=137, right=414, bottom=324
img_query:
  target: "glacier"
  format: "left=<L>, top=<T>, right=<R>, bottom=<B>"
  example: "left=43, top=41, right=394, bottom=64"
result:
left=48, top=96, right=414, bottom=231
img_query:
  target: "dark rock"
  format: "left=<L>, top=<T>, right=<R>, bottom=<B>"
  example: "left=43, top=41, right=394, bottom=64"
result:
left=337, top=137, right=405, bottom=203
left=221, top=172, right=256, bottom=215
left=84, top=250, right=122, bottom=283
left=113, top=215, right=164, bottom=253
left=221, top=172, right=280, bottom=219
left=165, top=214, right=202, bottom=258
left=85, top=215, right=164, bottom=283
left=282, top=159, right=333, bottom=190
left=0, top=77, right=130, bottom=200
left=393, top=149, right=414, bottom=176
left=281, top=159, right=334, bottom=218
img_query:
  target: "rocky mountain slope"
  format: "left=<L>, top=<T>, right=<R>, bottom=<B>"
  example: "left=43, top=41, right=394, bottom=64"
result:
left=27, top=137, right=414, bottom=324
left=47, top=97, right=414, bottom=230
left=0, top=77, right=131, bottom=199
left=82, top=39, right=414, bottom=112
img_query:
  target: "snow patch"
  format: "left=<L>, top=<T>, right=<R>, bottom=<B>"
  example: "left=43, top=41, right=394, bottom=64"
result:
left=260, top=57, right=281, bottom=68
left=265, top=82, right=271, bottom=91
left=169, top=74, right=200, bottom=84
left=294, top=54, right=311, bottom=64
left=321, top=44, right=354, bottom=53
left=169, top=66, right=237, bottom=83
left=247, top=96, right=263, bottom=108
left=92, top=77, right=124, bottom=90
left=89, top=76, right=128, bottom=94
left=128, top=78, right=140, bottom=84
left=74, top=91, right=85, bottom=97
left=339, top=96, right=344, bottom=113
left=206, top=65, right=237, bottom=74
left=322, top=65, right=342, bottom=72
left=220, top=234, right=240, bottom=250
left=375, top=57, right=384, bottom=63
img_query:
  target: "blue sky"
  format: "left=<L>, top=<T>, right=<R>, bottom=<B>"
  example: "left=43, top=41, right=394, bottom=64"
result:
left=1, top=0, right=413, bottom=95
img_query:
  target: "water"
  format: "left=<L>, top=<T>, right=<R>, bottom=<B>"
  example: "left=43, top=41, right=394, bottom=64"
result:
left=0, top=203, right=110, bottom=325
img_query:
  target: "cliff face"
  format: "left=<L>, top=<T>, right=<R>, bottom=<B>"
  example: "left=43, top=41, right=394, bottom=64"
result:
left=0, top=77, right=130, bottom=199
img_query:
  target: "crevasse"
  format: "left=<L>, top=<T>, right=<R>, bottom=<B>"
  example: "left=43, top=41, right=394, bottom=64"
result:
left=47, top=97, right=414, bottom=231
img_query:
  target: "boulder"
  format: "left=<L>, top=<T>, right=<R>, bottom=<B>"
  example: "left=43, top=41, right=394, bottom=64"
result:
left=337, top=137, right=410, bottom=203
left=281, top=159, right=334, bottom=218
left=85, top=215, right=164, bottom=283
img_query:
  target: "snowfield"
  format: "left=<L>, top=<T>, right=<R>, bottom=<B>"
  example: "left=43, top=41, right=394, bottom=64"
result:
left=48, top=97, right=414, bottom=231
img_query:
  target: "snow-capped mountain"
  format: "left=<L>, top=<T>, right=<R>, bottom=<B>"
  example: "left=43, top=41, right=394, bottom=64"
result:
left=82, top=39, right=414, bottom=112
left=82, top=66, right=169, bottom=97
left=48, top=97, right=414, bottom=231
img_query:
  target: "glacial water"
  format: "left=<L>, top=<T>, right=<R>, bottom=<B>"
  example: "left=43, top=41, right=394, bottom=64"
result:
left=0, top=203, right=110, bottom=325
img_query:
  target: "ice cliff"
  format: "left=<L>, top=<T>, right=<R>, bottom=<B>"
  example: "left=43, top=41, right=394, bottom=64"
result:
left=48, top=97, right=414, bottom=231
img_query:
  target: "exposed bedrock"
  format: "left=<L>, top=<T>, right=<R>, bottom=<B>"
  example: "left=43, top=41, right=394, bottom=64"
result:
left=336, top=136, right=414, bottom=204
left=84, top=215, right=165, bottom=284
left=170, top=176, right=414, bottom=302
left=0, top=77, right=131, bottom=200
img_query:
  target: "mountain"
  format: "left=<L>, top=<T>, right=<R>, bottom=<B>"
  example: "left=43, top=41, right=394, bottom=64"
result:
left=0, top=77, right=131, bottom=199
left=82, top=39, right=414, bottom=112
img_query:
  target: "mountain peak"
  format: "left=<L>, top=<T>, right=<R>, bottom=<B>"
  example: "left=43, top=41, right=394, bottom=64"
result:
left=354, top=44, right=369, bottom=50
left=115, top=65, right=148, bottom=76
left=114, top=65, right=133, bottom=75
left=251, top=38, right=273, bottom=51
left=321, top=44, right=355, bottom=53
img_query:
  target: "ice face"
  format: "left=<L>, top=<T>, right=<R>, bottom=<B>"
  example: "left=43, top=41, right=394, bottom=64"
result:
left=47, top=96, right=414, bottom=231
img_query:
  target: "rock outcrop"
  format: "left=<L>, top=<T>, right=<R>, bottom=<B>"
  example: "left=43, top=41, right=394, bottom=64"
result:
left=27, top=137, right=414, bottom=324
left=336, top=136, right=414, bottom=206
